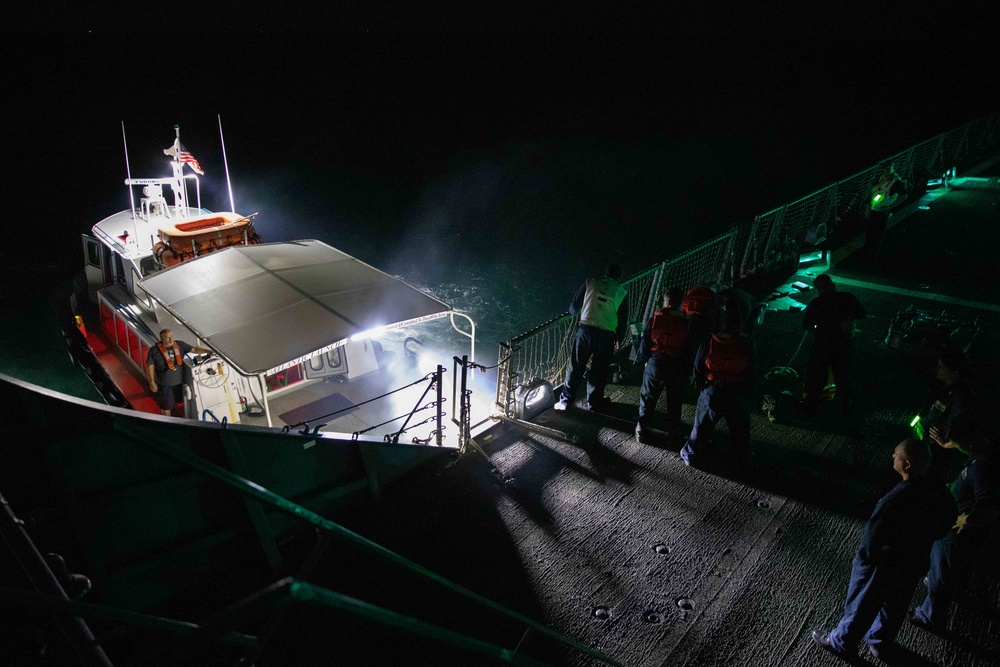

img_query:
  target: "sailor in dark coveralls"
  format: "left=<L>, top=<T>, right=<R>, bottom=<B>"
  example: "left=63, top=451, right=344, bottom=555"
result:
left=680, top=300, right=753, bottom=468
left=798, top=273, right=866, bottom=416
left=813, top=439, right=958, bottom=661
left=555, top=264, right=629, bottom=412
left=911, top=418, right=998, bottom=632
left=634, top=287, right=689, bottom=444
left=864, top=163, right=908, bottom=259
left=915, top=347, right=974, bottom=483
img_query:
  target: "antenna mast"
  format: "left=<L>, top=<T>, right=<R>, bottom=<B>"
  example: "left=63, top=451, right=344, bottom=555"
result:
left=121, top=122, right=139, bottom=242
left=218, top=114, right=236, bottom=212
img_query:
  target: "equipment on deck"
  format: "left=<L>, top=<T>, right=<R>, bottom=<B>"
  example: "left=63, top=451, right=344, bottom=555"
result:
left=884, top=306, right=985, bottom=358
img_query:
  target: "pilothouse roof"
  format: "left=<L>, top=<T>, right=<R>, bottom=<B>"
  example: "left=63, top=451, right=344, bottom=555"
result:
left=139, top=240, right=452, bottom=375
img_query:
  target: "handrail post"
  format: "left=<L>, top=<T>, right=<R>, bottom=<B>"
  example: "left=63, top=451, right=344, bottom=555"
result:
left=460, top=355, right=469, bottom=451
left=435, top=365, right=444, bottom=447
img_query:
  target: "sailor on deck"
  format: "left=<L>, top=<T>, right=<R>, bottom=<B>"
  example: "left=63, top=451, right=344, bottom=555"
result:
left=812, top=439, right=957, bottom=661
left=798, top=273, right=866, bottom=417
left=911, top=416, right=999, bottom=632
left=555, top=264, right=628, bottom=412
left=634, top=287, right=689, bottom=444
left=680, top=300, right=754, bottom=468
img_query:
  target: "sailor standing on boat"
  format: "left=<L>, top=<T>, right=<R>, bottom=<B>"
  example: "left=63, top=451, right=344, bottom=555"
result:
left=146, top=329, right=210, bottom=416
left=554, top=264, right=628, bottom=412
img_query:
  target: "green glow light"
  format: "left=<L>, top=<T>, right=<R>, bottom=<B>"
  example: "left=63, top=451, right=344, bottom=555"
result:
left=873, top=194, right=883, bottom=203
left=910, top=415, right=920, bottom=427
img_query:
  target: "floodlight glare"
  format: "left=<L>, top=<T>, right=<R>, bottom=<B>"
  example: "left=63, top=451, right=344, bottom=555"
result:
left=351, top=325, right=388, bottom=341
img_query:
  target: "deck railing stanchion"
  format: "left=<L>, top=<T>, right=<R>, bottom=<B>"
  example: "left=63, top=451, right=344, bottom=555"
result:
left=435, top=365, right=444, bottom=447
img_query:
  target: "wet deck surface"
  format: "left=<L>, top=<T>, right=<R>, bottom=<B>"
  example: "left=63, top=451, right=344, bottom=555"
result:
left=270, top=164, right=1000, bottom=666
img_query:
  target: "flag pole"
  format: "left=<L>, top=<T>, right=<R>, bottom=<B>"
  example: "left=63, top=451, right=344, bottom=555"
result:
left=121, top=122, right=139, bottom=243
left=218, top=114, right=236, bottom=213
left=175, top=125, right=189, bottom=214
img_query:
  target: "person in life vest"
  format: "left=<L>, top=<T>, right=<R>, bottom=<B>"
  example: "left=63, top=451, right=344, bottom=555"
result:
left=797, top=273, right=866, bottom=417
left=864, top=163, right=908, bottom=259
left=680, top=300, right=754, bottom=469
left=634, top=287, right=689, bottom=444
left=682, top=285, right=717, bottom=366
left=718, top=286, right=758, bottom=343
left=555, top=263, right=629, bottom=412
left=146, top=328, right=210, bottom=416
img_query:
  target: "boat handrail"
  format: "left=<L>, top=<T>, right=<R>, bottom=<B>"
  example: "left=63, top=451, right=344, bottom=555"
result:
left=111, top=418, right=622, bottom=665
left=281, top=370, right=444, bottom=445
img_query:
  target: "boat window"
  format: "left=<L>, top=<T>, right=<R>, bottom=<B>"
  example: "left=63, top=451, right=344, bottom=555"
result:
left=86, top=239, right=101, bottom=268
left=265, top=364, right=304, bottom=393
left=114, top=254, right=127, bottom=286
left=139, top=256, right=158, bottom=277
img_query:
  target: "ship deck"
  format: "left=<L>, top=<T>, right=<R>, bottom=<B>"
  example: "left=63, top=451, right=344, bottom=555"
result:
left=267, top=162, right=1000, bottom=666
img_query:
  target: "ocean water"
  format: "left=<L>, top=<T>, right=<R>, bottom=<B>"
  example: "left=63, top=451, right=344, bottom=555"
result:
left=227, top=134, right=837, bottom=364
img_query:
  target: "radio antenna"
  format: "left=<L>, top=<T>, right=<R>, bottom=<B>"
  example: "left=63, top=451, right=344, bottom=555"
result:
left=121, top=121, right=138, bottom=241
left=218, top=114, right=236, bottom=212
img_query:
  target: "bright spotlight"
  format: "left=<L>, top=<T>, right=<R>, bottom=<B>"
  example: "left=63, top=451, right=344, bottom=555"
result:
left=351, top=325, right=388, bottom=341
left=514, top=378, right=555, bottom=421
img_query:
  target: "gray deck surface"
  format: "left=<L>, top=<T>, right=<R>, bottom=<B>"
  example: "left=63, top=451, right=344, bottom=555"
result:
left=270, top=165, right=1000, bottom=666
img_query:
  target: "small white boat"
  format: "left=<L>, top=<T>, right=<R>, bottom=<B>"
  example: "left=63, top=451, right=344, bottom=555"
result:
left=77, top=125, right=482, bottom=443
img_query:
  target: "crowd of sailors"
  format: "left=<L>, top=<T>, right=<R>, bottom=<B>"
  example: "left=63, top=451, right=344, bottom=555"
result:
left=554, top=263, right=998, bottom=662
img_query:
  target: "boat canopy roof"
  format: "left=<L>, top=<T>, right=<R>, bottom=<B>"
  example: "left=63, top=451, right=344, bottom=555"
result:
left=139, top=240, right=452, bottom=376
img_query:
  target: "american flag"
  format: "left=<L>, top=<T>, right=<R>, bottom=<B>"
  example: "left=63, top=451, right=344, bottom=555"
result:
left=178, top=143, right=204, bottom=175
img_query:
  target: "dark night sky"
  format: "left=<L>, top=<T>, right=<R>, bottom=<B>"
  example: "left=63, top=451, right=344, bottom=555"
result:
left=2, top=31, right=995, bottom=343
left=6, top=34, right=994, bottom=224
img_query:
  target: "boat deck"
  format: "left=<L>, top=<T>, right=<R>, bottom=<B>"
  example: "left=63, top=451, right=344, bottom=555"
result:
left=264, top=164, right=1000, bottom=666
left=84, top=311, right=475, bottom=444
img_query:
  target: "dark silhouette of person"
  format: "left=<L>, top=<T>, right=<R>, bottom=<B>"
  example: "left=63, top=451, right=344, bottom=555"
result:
left=680, top=299, right=754, bottom=469
left=911, top=415, right=998, bottom=631
left=798, top=273, right=866, bottom=416
left=916, top=347, right=974, bottom=483
left=812, top=439, right=957, bottom=661
left=864, top=163, right=908, bottom=259
left=634, top=287, right=689, bottom=444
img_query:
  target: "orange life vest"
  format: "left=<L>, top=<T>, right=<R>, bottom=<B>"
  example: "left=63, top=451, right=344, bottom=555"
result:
left=156, top=342, right=183, bottom=371
left=682, top=286, right=716, bottom=317
left=705, top=334, right=750, bottom=384
left=649, top=309, right=688, bottom=357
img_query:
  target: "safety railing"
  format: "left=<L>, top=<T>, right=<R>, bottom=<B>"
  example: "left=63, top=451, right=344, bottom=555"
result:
left=1, top=416, right=621, bottom=665
left=496, top=112, right=999, bottom=417
left=281, top=367, right=446, bottom=446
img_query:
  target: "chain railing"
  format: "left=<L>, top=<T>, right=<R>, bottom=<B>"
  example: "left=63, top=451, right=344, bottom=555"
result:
left=496, top=112, right=1000, bottom=417
left=281, top=368, right=446, bottom=446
